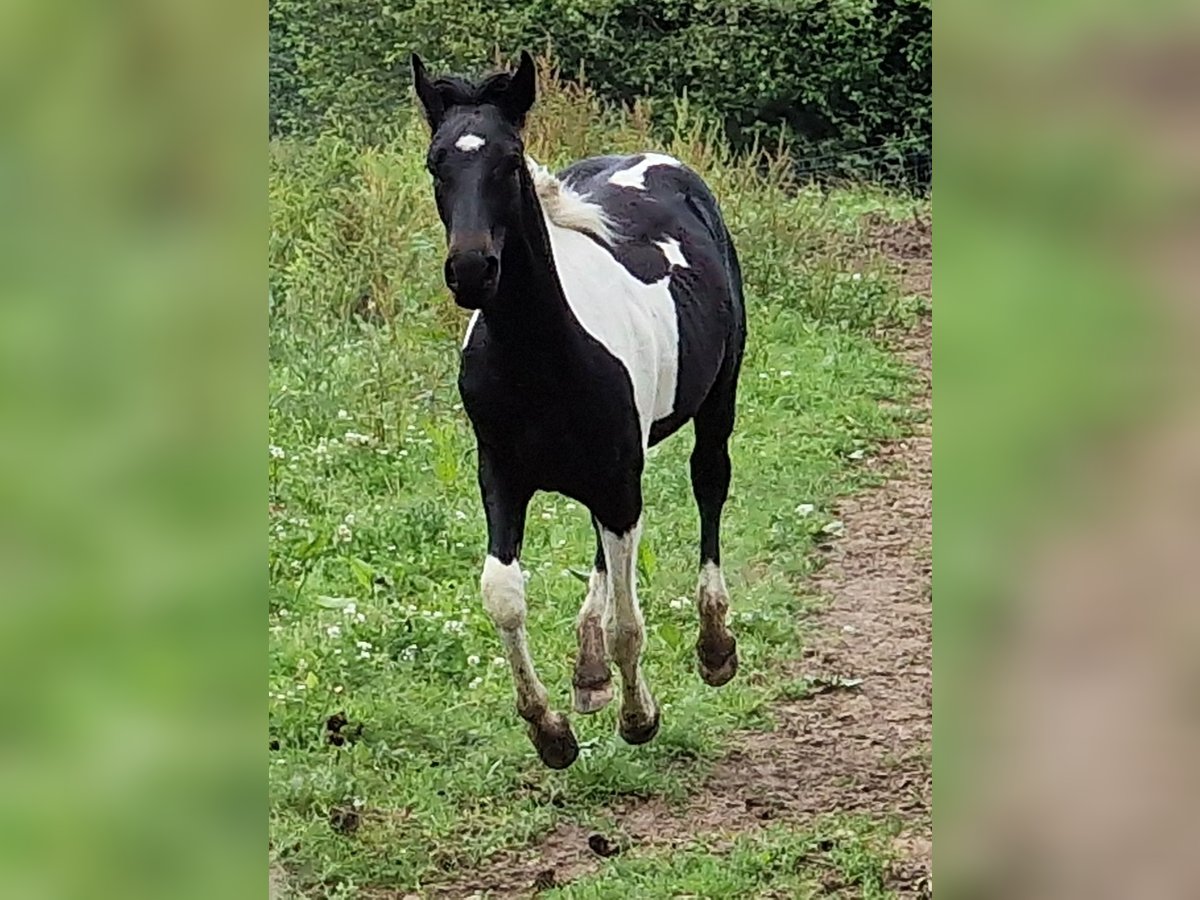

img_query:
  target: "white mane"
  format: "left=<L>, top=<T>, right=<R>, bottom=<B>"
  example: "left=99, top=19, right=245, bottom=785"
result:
left=525, top=156, right=616, bottom=245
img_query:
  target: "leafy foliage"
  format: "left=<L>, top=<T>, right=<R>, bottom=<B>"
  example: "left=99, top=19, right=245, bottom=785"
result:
left=269, top=0, right=930, bottom=184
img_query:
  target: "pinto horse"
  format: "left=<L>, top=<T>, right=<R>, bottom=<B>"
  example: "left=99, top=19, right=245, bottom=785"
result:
left=412, top=52, right=746, bottom=768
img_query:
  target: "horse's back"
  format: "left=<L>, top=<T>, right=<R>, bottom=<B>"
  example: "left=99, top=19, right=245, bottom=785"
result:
left=558, top=153, right=746, bottom=444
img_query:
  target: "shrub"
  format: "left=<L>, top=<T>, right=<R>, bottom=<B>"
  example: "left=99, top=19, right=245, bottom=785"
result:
left=269, top=0, right=930, bottom=185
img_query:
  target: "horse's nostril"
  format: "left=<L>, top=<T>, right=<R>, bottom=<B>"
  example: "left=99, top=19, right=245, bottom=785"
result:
left=444, top=258, right=458, bottom=290
left=483, top=255, right=499, bottom=283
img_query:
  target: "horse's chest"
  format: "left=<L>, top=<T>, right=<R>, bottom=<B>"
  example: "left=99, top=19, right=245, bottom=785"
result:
left=460, top=355, right=641, bottom=488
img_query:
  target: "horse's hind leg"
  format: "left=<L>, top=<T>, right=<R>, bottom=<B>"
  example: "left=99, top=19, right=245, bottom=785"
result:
left=690, top=364, right=740, bottom=687
left=573, top=518, right=614, bottom=714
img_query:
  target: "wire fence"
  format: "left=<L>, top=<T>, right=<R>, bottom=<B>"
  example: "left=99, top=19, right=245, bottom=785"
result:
left=788, top=135, right=931, bottom=196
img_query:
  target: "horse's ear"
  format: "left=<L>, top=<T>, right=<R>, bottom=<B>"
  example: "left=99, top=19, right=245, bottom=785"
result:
left=500, top=51, right=536, bottom=126
left=411, top=53, right=444, bottom=130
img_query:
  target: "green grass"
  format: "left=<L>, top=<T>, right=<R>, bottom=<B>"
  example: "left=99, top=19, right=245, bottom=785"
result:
left=269, top=72, right=927, bottom=897
left=547, top=817, right=901, bottom=900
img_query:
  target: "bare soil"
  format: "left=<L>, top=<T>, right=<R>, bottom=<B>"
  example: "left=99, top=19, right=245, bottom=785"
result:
left=432, top=214, right=933, bottom=899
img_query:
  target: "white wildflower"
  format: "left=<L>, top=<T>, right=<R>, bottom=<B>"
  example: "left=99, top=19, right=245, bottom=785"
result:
left=669, top=597, right=686, bottom=611
left=780, top=370, right=793, bottom=378
left=467, top=654, right=481, bottom=666
left=851, top=272, right=862, bottom=281
left=442, top=619, right=466, bottom=636
left=355, top=640, right=372, bottom=651
left=333, top=685, right=343, bottom=694
left=455, top=510, right=468, bottom=521
left=314, top=437, right=329, bottom=457
left=279, top=608, right=289, bottom=618
left=326, top=624, right=342, bottom=638
left=491, top=656, right=506, bottom=668
left=336, top=523, right=353, bottom=543
left=468, top=676, right=483, bottom=690
left=344, top=430, right=374, bottom=447
left=343, top=512, right=355, bottom=526
left=343, top=601, right=357, bottom=617
left=337, top=409, right=350, bottom=420
left=269, top=445, right=285, bottom=460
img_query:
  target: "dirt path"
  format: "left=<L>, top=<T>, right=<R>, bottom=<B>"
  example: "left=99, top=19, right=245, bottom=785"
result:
left=434, top=216, right=933, bottom=899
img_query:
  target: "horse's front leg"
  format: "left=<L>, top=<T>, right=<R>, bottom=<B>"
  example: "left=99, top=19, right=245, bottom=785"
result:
left=479, top=453, right=578, bottom=769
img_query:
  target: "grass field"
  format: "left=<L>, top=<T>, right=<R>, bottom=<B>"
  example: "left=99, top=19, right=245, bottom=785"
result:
left=269, top=71, right=928, bottom=898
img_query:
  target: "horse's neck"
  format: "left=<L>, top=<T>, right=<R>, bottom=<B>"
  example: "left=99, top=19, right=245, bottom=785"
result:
left=486, top=172, right=575, bottom=348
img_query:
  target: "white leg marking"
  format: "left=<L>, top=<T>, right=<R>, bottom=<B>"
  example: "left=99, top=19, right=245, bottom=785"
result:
left=655, top=236, right=689, bottom=269
left=697, top=560, right=730, bottom=620
left=455, top=133, right=486, bottom=152
left=696, top=560, right=738, bottom=686
left=573, top=566, right=614, bottom=713
left=577, top=567, right=608, bottom=629
left=600, top=520, right=655, bottom=724
left=609, top=153, right=682, bottom=190
left=481, top=556, right=547, bottom=718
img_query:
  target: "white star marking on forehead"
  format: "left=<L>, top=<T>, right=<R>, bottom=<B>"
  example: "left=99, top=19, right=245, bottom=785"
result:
left=455, top=134, right=486, bottom=152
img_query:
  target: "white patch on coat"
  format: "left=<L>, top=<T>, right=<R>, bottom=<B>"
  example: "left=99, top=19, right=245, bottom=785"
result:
left=455, top=133, right=486, bottom=152
left=526, top=156, right=615, bottom=243
left=541, top=213, right=679, bottom=447
left=462, top=309, right=481, bottom=349
left=609, top=153, right=681, bottom=190
left=655, top=237, right=689, bottom=269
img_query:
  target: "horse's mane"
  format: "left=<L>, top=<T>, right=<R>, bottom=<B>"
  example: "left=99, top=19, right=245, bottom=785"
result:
left=430, top=73, right=514, bottom=110
left=525, top=157, right=617, bottom=245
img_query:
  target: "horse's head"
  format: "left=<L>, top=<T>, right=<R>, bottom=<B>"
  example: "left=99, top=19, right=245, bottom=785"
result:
left=412, top=51, right=537, bottom=309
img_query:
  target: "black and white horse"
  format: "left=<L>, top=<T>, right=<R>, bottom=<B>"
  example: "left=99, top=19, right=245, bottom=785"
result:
left=412, top=52, right=746, bottom=769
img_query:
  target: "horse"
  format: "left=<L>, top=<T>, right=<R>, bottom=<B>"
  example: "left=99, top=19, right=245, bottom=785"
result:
left=412, top=51, right=746, bottom=769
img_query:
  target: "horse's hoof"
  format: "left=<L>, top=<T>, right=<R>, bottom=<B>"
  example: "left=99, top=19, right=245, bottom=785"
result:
left=573, top=680, right=614, bottom=715
left=698, top=634, right=738, bottom=687
left=530, top=713, right=579, bottom=769
left=618, top=707, right=661, bottom=746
